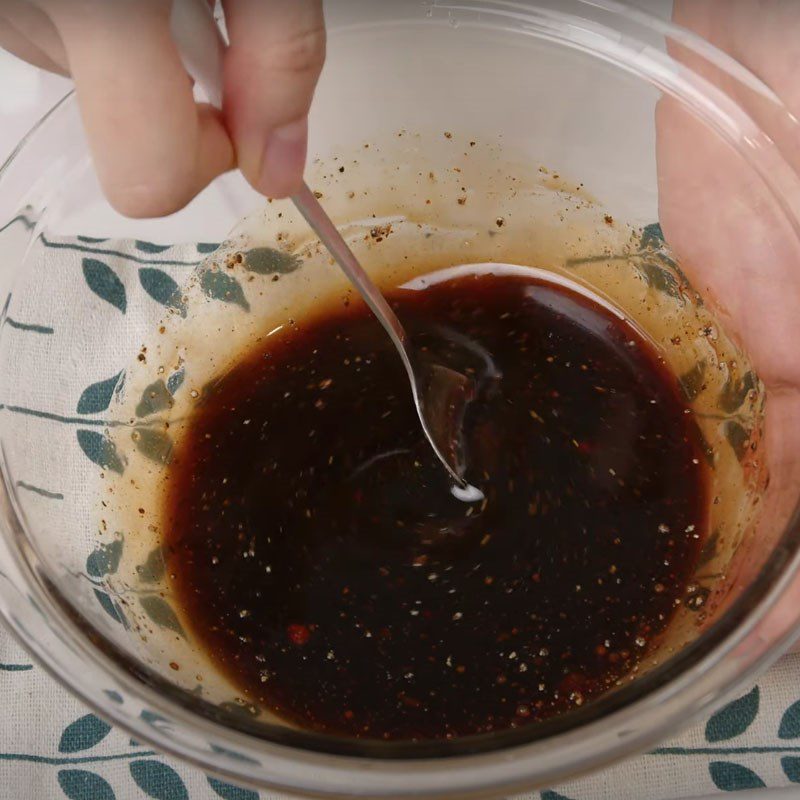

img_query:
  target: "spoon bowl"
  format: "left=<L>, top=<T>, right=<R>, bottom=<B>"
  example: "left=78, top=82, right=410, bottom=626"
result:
left=293, top=184, right=478, bottom=488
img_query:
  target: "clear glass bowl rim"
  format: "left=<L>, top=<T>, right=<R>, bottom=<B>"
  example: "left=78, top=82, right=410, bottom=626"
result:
left=1, top=1, right=800, bottom=796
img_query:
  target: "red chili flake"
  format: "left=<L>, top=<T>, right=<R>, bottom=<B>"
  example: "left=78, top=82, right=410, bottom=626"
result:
left=343, top=709, right=354, bottom=720
left=577, top=441, right=593, bottom=454
left=530, top=573, right=541, bottom=583
left=353, top=489, right=364, bottom=504
left=287, top=623, right=311, bottom=645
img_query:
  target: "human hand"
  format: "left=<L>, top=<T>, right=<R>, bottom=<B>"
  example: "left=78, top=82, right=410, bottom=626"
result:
left=662, top=0, right=800, bottom=641
left=0, top=0, right=326, bottom=216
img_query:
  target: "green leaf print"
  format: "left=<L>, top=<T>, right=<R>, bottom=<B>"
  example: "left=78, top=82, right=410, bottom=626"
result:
left=719, top=370, right=757, bottom=413
left=781, top=756, right=800, bottom=783
left=129, top=760, right=188, bottom=800
left=244, top=246, right=302, bottom=275
left=58, top=769, right=116, bottom=800
left=207, top=777, right=259, bottom=800
left=709, top=761, right=765, bottom=791
left=93, top=589, right=125, bottom=625
left=77, top=430, right=125, bottom=474
left=135, top=380, right=173, bottom=417
left=77, top=372, right=123, bottom=414
left=200, top=269, right=250, bottom=311
left=58, top=713, right=112, bottom=753
left=82, top=258, right=126, bottom=312
left=541, top=792, right=575, bottom=800
left=640, top=222, right=665, bottom=249
left=705, top=687, right=759, bottom=742
left=140, top=709, right=170, bottom=730
left=167, top=367, right=185, bottom=395
left=135, top=241, right=171, bottom=254
left=139, top=267, right=186, bottom=315
left=86, top=538, right=123, bottom=577
left=209, top=743, right=260, bottom=765
left=140, top=595, right=184, bottom=636
left=678, top=360, right=706, bottom=403
left=133, top=428, right=173, bottom=465
left=640, top=259, right=681, bottom=300
left=197, top=242, right=220, bottom=254
left=723, top=420, right=751, bottom=461
left=779, top=699, right=800, bottom=739
left=136, top=546, right=166, bottom=584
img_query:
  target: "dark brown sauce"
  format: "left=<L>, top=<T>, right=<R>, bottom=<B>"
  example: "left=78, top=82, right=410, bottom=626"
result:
left=165, top=270, right=708, bottom=740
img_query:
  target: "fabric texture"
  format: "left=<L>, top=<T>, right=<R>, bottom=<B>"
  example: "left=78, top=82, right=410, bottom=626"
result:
left=0, top=215, right=798, bottom=800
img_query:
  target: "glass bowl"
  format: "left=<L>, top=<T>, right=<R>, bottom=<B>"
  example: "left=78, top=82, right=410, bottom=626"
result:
left=1, top=0, right=800, bottom=796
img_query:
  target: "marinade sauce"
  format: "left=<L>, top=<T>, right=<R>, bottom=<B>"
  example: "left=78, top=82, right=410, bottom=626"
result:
left=164, top=270, right=708, bottom=740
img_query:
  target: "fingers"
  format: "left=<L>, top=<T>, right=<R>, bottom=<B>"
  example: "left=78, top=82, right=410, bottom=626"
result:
left=41, top=0, right=234, bottom=218
left=222, top=0, right=325, bottom=198
left=0, top=0, right=68, bottom=75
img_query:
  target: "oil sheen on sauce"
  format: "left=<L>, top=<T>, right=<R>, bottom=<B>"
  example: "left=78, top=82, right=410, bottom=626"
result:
left=164, top=270, right=708, bottom=740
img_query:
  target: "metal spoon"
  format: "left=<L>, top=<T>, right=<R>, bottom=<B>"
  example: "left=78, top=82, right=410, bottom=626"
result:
left=171, top=0, right=475, bottom=488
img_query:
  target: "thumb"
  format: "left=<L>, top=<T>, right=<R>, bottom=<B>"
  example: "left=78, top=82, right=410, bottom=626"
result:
left=222, top=0, right=325, bottom=198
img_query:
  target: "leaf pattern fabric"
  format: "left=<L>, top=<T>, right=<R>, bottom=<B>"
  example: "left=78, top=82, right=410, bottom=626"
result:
left=0, top=222, right=798, bottom=799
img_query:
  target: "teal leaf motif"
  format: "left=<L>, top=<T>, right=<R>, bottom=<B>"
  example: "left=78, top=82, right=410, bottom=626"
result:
left=781, top=756, right=800, bottom=782
left=59, top=713, right=112, bottom=753
left=77, top=372, right=122, bottom=414
left=58, top=769, right=116, bottom=800
left=245, top=246, right=302, bottom=275
left=104, top=690, right=123, bottom=704
left=140, top=595, right=184, bottom=636
left=678, top=360, right=707, bottom=403
left=197, top=242, right=220, bottom=254
left=136, top=546, right=166, bottom=584
left=779, top=700, right=800, bottom=739
left=135, top=380, right=173, bottom=417
left=93, top=589, right=124, bottom=624
left=724, top=420, right=751, bottom=461
left=210, top=743, right=260, bottom=765
left=82, top=258, right=126, bottom=313
left=705, top=687, right=759, bottom=742
left=140, top=709, right=170, bottom=729
left=709, top=761, right=765, bottom=792
left=640, top=259, right=681, bottom=299
left=541, top=792, right=575, bottom=800
left=77, top=430, right=124, bottom=474
left=641, top=222, right=665, bottom=249
left=139, top=268, right=186, bottom=316
left=135, top=241, right=171, bottom=254
left=133, top=428, right=173, bottom=465
left=720, top=371, right=757, bottom=414
left=207, top=777, right=259, bottom=800
left=129, top=760, right=188, bottom=800
left=77, top=235, right=108, bottom=244
left=167, top=368, right=185, bottom=395
left=200, top=269, right=250, bottom=311
left=86, top=538, right=123, bottom=577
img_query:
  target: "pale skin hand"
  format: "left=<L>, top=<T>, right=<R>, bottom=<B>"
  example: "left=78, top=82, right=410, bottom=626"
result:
left=0, top=0, right=326, bottom=217
left=665, top=1, right=800, bottom=638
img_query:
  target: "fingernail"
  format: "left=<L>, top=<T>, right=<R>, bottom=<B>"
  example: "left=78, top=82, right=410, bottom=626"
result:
left=258, top=118, right=308, bottom=197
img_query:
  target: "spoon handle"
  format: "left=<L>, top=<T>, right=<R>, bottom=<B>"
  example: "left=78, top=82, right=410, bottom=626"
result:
left=291, top=183, right=412, bottom=354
